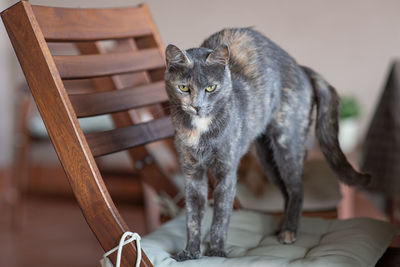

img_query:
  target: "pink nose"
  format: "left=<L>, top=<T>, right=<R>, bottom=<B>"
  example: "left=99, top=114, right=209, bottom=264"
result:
left=187, top=106, right=200, bottom=115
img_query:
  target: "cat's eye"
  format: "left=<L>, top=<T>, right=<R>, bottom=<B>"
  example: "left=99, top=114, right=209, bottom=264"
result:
left=205, top=84, right=217, bottom=92
left=178, top=85, right=189, bottom=92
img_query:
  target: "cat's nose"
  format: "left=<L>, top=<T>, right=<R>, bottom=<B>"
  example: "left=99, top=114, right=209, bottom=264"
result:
left=190, top=105, right=200, bottom=115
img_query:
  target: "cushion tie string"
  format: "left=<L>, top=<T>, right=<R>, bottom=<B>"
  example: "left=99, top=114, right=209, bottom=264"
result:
left=101, top=231, right=142, bottom=267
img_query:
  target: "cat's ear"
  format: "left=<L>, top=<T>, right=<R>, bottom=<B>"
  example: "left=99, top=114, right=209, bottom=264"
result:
left=165, top=44, right=191, bottom=68
left=206, top=44, right=230, bottom=66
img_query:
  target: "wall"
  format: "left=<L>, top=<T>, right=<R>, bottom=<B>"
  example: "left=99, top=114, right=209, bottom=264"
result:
left=1, top=0, right=399, bottom=166
left=0, top=0, right=17, bottom=168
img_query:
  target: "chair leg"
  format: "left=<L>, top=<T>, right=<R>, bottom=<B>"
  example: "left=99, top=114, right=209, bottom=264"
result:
left=1, top=168, right=15, bottom=227
left=9, top=94, right=32, bottom=230
left=142, top=182, right=161, bottom=233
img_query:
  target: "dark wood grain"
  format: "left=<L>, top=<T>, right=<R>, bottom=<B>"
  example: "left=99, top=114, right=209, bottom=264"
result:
left=86, top=116, right=174, bottom=157
left=54, top=49, right=164, bottom=79
left=70, top=81, right=169, bottom=118
left=32, top=5, right=153, bottom=42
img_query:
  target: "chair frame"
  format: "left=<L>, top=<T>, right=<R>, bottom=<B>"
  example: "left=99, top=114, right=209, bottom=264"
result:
left=1, top=1, right=180, bottom=266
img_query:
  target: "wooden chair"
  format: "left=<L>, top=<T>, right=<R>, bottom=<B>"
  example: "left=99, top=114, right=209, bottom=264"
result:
left=2, top=1, right=181, bottom=266
left=3, top=2, right=398, bottom=267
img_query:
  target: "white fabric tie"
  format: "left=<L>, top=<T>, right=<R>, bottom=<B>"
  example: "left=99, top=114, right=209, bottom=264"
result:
left=100, top=231, right=142, bottom=267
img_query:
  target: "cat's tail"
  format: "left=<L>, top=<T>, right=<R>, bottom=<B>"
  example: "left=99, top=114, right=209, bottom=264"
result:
left=302, top=66, right=371, bottom=188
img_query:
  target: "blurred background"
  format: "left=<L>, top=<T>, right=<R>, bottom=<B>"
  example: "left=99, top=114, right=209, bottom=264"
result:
left=0, top=0, right=399, bottom=266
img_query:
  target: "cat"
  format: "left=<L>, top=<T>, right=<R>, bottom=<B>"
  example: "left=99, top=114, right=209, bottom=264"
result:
left=164, top=27, right=370, bottom=261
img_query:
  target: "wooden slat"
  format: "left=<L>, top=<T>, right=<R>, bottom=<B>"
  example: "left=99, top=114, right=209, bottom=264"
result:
left=69, top=81, right=168, bottom=118
left=54, top=48, right=165, bottom=79
left=77, top=39, right=182, bottom=206
left=86, top=117, right=174, bottom=157
left=31, top=5, right=152, bottom=41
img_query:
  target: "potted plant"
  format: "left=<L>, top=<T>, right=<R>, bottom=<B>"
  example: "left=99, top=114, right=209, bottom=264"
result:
left=338, top=96, right=361, bottom=153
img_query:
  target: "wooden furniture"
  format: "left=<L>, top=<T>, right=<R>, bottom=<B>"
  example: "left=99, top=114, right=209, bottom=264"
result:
left=2, top=1, right=181, bottom=266
left=3, top=1, right=396, bottom=266
left=9, top=83, right=155, bottom=229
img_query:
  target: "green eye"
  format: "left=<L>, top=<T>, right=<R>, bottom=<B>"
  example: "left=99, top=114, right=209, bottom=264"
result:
left=178, top=85, right=189, bottom=92
left=205, top=84, right=217, bottom=92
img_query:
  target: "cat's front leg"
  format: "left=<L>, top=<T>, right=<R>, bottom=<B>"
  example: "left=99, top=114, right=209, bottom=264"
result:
left=174, top=168, right=208, bottom=261
left=206, top=170, right=237, bottom=258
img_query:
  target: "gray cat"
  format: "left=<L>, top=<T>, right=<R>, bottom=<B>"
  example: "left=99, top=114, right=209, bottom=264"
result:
left=164, top=28, right=370, bottom=261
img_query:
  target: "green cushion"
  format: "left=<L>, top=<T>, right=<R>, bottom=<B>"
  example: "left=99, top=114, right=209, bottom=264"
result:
left=142, top=207, right=397, bottom=267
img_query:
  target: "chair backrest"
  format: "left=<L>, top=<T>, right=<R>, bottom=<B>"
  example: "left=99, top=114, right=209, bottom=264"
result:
left=2, top=1, right=180, bottom=266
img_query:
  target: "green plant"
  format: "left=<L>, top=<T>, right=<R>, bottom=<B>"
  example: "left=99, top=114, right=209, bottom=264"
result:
left=339, top=96, right=361, bottom=119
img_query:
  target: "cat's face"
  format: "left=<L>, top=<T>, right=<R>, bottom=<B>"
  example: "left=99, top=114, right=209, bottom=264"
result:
left=165, top=44, right=232, bottom=118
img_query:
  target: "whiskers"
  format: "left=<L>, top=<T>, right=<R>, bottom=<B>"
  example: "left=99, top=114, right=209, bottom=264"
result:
left=138, top=102, right=182, bottom=120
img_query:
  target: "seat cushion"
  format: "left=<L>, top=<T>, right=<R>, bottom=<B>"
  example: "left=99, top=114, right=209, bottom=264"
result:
left=236, top=159, right=341, bottom=212
left=142, top=207, right=398, bottom=267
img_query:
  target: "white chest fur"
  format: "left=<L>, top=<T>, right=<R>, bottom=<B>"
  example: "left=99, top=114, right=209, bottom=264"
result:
left=180, top=116, right=212, bottom=147
left=191, top=116, right=212, bottom=133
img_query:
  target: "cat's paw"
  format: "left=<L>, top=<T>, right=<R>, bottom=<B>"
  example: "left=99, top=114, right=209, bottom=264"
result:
left=278, top=230, right=296, bottom=244
left=205, top=248, right=227, bottom=258
left=173, top=249, right=200, bottom=261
